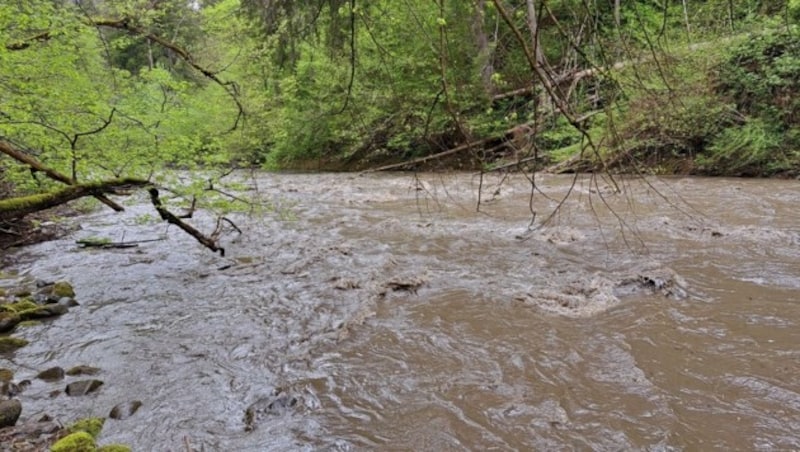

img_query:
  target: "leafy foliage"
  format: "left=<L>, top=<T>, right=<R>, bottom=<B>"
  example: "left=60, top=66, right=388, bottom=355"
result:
left=0, top=0, right=796, bottom=185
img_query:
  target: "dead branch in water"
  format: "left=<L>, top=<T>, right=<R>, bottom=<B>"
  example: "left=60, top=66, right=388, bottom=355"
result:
left=148, top=187, right=226, bottom=256
left=76, top=237, right=165, bottom=249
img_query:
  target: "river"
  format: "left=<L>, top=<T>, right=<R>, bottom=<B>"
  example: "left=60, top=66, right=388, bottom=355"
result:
left=2, top=172, right=799, bottom=450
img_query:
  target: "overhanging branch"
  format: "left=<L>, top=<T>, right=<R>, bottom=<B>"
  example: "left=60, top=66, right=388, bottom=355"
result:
left=0, top=140, right=125, bottom=212
left=0, top=178, right=149, bottom=221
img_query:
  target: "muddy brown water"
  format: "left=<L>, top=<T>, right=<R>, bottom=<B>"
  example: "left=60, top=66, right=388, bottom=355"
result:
left=2, top=173, right=799, bottom=451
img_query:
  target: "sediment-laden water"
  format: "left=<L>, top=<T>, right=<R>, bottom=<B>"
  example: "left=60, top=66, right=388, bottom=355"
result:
left=2, top=173, right=799, bottom=450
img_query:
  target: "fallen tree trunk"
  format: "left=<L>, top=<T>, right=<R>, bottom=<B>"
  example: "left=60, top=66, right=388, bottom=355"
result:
left=0, top=178, right=149, bottom=222
left=363, top=120, right=543, bottom=173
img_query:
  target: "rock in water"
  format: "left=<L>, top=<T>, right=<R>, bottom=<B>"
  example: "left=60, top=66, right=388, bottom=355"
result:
left=65, top=380, right=103, bottom=396
left=22, top=304, right=68, bottom=319
left=51, top=281, right=75, bottom=298
left=0, top=313, right=21, bottom=333
left=0, top=399, right=22, bottom=427
left=244, top=390, right=299, bottom=431
left=109, top=401, right=143, bottom=420
left=36, top=367, right=65, bottom=382
left=65, top=365, right=101, bottom=376
left=0, top=337, right=29, bottom=352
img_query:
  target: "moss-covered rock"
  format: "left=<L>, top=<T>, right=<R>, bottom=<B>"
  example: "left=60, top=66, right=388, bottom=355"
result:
left=19, top=304, right=68, bottom=319
left=17, top=320, right=42, bottom=328
left=97, top=445, right=131, bottom=452
left=0, top=368, right=13, bottom=383
left=0, top=336, right=29, bottom=352
left=11, top=289, right=30, bottom=298
left=50, top=431, right=97, bottom=452
left=52, top=281, right=75, bottom=298
left=0, top=300, right=38, bottom=313
left=67, top=417, right=105, bottom=439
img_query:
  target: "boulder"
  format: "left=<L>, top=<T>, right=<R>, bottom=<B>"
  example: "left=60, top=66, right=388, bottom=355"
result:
left=65, top=366, right=101, bottom=376
left=65, top=380, right=103, bottom=396
left=109, top=401, right=143, bottom=420
left=0, top=399, right=22, bottom=428
left=0, top=313, right=22, bottom=333
left=36, top=366, right=65, bottom=382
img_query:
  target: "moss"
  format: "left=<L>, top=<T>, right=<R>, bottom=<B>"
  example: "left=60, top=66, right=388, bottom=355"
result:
left=53, top=281, right=75, bottom=298
left=17, top=320, right=42, bottom=328
left=67, top=417, right=105, bottom=439
left=0, top=336, right=29, bottom=352
left=0, top=300, right=38, bottom=313
left=97, top=445, right=131, bottom=452
left=50, top=431, right=97, bottom=452
left=0, top=368, right=13, bottom=383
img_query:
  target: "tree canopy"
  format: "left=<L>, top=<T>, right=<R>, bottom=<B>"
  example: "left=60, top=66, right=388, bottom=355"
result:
left=1, top=0, right=797, bottom=216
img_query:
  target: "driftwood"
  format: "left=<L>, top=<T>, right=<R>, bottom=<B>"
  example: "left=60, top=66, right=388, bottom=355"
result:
left=76, top=237, right=164, bottom=249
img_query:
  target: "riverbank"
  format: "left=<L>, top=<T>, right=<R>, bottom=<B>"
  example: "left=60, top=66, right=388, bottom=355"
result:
left=0, top=274, right=133, bottom=451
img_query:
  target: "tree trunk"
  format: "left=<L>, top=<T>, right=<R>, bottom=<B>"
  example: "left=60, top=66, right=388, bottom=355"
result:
left=526, top=0, right=547, bottom=68
left=472, top=0, right=495, bottom=94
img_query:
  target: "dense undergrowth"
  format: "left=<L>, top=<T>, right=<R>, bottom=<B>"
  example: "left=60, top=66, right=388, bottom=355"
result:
left=584, top=23, right=800, bottom=177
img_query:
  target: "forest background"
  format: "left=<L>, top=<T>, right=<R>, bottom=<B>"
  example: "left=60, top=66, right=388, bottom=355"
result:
left=0, top=0, right=798, bottom=223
